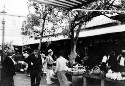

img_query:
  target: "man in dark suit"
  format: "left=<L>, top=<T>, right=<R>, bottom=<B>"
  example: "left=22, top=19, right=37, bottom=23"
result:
left=25, top=49, right=42, bottom=86
left=1, top=51, right=16, bottom=86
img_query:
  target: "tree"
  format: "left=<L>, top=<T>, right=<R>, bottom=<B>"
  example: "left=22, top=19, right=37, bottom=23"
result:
left=22, top=1, right=70, bottom=50
left=64, top=0, right=125, bottom=65
left=57, top=0, right=125, bottom=65
left=22, top=0, right=125, bottom=65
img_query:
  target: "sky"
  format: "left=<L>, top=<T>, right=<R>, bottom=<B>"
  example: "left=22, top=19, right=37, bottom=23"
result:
left=0, top=0, right=29, bottom=45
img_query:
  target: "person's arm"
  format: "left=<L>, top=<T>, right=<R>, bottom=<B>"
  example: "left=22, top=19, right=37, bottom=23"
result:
left=40, top=55, right=43, bottom=68
left=24, top=55, right=31, bottom=68
left=43, top=57, right=47, bottom=65
left=55, top=60, right=59, bottom=73
left=24, top=55, right=30, bottom=63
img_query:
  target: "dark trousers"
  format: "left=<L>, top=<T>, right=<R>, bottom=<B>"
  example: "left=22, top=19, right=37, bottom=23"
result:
left=30, top=73, right=41, bottom=86
left=1, top=76, right=14, bottom=86
left=100, top=62, right=107, bottom=73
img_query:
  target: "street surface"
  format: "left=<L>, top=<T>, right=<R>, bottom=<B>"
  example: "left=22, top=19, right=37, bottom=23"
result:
left=14, top=73, right=59, bottom=86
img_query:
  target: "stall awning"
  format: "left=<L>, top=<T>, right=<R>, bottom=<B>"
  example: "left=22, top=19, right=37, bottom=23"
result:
left=13, top=24, right=125, bottom=46
left=79, top=24, right=125, bottom=38
left=31, top=0, right=98, bottom=10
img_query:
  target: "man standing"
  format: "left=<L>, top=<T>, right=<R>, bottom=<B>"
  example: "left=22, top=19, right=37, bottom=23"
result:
left=54, top=51, right=71, bottom=86
left=1, top=51, right=16, bottom=86
left=25, top=49, right=42, bottom=86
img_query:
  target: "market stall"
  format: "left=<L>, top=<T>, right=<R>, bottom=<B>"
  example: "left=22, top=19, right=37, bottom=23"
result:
left=66, top=62, right=125, bottom=86
left=68, top=65, right=86, bottom=86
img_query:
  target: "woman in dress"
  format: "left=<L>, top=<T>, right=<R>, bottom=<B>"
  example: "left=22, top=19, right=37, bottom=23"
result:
left=46, top=49, right=54, bottom=84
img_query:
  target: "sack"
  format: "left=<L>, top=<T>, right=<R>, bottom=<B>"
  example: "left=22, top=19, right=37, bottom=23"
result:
left=92, top=66, right=101, bottom=74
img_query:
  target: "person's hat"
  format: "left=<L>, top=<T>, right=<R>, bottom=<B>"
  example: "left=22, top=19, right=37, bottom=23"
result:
left=48, top=49, right=53, bottom=53
left=122, top=50, right=125, bottom=53
left=7, top=50, right=14, bottom=56
left=122, top=50, right=125, bottom=56
left=25, top=51, right=27, bottom=53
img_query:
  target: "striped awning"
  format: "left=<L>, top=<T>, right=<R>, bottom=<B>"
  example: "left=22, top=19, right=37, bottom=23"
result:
left=31, top=0, right=98, bottom=10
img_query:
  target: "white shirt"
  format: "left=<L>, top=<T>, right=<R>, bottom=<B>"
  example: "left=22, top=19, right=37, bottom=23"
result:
left=120, top=56, right=124, bottom=66
left=46, top=55, right=54, bottom=64
left=41, top=54, right=45, bottom=64
left=55, top=56, right=68, bottom=72
left=102, top=55, right=108, bottom=63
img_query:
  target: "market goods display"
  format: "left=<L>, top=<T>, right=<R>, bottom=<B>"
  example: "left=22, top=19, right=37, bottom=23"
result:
left=70, top=65, right=86, bottom=74
left=106, top=69, right=125, bottom=80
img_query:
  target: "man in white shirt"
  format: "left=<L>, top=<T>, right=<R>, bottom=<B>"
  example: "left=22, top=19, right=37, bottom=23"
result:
left=120, top=56, right=124, bottom=66
left=55, top=52, right=71, bottom=86
left=119, top=50, right=125, bottom=66
left=101, top=53, right=109, bottom=72
left=55, top=56, right=68, bottom=72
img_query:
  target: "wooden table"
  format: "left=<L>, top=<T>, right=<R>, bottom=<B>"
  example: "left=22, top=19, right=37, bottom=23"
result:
left=82, top=74, right=125, bottom=86
left=67, top=72, right=84, bottom=86
left=83, top=74, right=105, bottom=86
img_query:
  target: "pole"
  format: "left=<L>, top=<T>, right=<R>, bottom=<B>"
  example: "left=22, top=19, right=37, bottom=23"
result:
left=2, top=18, right=5, bottom=63
left=0, top=8, right=6, bottom=82
left=0, top=16, right=5, bottom=84
left=0, top=18, right=5, bottom=82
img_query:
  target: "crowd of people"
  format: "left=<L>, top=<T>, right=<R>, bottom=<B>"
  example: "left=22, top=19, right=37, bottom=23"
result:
left=2, top=47, right=125, bottom=86
left=1, top=49, right=72, bottom=86
left=100, top=50, right=125, bottom=73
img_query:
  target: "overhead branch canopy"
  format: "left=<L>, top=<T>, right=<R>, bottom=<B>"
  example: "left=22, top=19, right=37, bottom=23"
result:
left=30, top=0, right=125, bottom=23
left=30, top=0, right=98, bottom=10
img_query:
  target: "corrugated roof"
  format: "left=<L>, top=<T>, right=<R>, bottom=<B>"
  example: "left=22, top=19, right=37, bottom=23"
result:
left=31, top=0, right=98, bottom=10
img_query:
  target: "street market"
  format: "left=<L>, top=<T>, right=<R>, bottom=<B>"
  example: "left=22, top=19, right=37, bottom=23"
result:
left=0, top=0, right=125, bottom=86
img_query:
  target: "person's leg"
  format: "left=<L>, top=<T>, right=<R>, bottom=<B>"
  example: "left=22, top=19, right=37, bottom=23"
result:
left=1, top=76, right=15, bottom=86
left=57, top=71, right=63, bottom=86
left=30, top=75, right=35, bottom=86
left=35, top=73, right=41, bottom=86
left=57, top=71, right=71, bottom=86
left=46, top=69, right=51, bottom=84
left=11, top=77, right=15, bottom=86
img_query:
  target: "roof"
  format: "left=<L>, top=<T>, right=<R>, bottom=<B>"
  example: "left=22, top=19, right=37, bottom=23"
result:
left=13, top=24, right=125, bottom=46
left=79, top=24, right=125, bottom=38
left=31, top=0, right=98, bottom=10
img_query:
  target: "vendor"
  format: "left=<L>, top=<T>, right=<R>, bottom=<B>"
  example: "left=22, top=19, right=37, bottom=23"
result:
left=100, top=52, right=109, bottom=72
left=107, top=51, right=118, bottom=72
left=83, top=55, right=91, bottom=69
left=117, top=50, right=125, bottom=72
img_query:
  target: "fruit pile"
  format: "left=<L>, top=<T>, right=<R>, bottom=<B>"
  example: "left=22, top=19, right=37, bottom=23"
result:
left=106, top=69, right=125, bottom=80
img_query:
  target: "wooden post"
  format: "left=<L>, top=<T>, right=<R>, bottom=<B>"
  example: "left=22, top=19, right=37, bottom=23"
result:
left=83, top=77, right=87, bottom=86
left=101, top=79, right=104, bottom=86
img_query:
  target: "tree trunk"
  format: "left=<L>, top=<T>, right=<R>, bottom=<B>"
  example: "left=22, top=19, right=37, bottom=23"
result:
left=69, top=42, right=77, bottom=67
left=38, top=18, right=46, bottom=51
left=69, top=24, right=82, bottom=67
left=38, top=14, right=47, bottom=51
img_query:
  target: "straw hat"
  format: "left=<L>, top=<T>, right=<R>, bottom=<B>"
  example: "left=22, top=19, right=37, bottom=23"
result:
left=48, top=49, right=53, bottom=53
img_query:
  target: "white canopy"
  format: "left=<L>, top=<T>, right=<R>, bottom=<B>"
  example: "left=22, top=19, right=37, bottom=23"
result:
left=12, top=24, right=125, bottom=46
